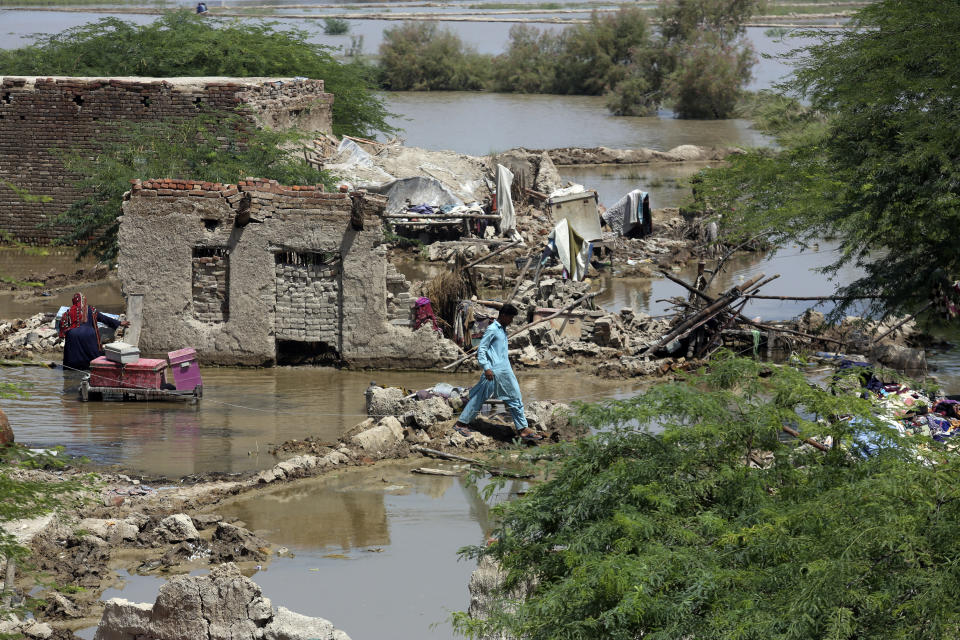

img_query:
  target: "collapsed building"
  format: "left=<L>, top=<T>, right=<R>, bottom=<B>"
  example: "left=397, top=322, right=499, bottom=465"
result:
left=118, top=178, right=458, bottom=367
left=0, top=76, right=333, bottom=242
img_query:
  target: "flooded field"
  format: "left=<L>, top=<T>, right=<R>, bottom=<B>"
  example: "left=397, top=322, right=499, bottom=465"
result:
left=2, top=365, right=635, bottom=476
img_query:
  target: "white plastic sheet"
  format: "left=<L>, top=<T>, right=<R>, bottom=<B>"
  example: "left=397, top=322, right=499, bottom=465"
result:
left=496, top=164, right=516, bottom=232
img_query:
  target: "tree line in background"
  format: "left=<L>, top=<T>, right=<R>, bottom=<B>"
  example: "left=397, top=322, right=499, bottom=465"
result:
left=377, top=0, right=762, bottom=119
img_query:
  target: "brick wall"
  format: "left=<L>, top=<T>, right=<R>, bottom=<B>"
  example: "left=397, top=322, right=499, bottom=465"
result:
left=192, top=247, right=229, bottom=323
left=0, top=76, right=333, bottom=243
left=275, top=252, right=341, bottom=346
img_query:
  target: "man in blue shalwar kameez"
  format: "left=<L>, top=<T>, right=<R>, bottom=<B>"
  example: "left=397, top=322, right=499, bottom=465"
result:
left=454, top=304, right=542, bottom=442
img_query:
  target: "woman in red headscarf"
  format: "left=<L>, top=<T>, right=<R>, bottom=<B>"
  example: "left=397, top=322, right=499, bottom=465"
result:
left=60, top=293, right=127, bottom=371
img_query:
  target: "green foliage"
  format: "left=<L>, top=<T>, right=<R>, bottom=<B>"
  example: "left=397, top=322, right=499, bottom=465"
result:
left=489, top=25, right=562, bottom=94
left=692, top=0, right=960, bottom=316
left=456, top=353, right=958, bottom=640
left=553, top=7, right=652, bottom=96
left=53, top=113, right=336, bottom=261
left=377, top=22, right=491, bottom=91
left=0, top=11, right=393, bottom=138
left=322, top=17, right=350, bottom=35
left=1, top=182, right=53, bottom=204
left=374, top=4, right=756, bottom=120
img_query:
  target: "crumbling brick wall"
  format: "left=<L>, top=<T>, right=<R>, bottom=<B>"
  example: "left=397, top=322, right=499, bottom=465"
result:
left=0, top=76, right=333, bottom=243
left=118, top=178, right=459, bottom=368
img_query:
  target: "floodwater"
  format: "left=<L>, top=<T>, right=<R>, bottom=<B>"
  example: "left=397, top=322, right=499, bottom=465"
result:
left=385, top=92, right=770, bottom=156
left=2, top=364, right=635, bottom=476
left=76, top=461, right=512, bottom=640
left=594, top=239, right=868, bottom=322
left=0, top=11, right=939, bottom=639
left=0, top=248, right=122, bottom=321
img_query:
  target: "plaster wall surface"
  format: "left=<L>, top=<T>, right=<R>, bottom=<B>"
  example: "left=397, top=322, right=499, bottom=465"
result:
left=118, top=178, right=459, bottom=368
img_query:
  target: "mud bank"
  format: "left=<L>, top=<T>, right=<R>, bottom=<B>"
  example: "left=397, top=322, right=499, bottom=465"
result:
left=2, top=391, right=571, bottom=638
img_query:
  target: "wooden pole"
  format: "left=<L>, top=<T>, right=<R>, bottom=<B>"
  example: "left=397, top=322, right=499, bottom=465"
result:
left=744, top=294, right=880, bottom=301
left=871, top=300, right=934, bottom=345
left=649, top=274, right=764, bottom=352
left=781, top=425, right=829, bottom=452
left=383, top=213, right=503, bottom=220
left=463, top=241, right=521, bottom=270
left=506, top=253, right=534, bottom=303
left=2, top=558, right=14, bottom=609
left=442, top=289, right=603, bottom=370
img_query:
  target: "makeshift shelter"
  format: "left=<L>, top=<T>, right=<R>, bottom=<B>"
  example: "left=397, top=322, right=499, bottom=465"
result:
left=368, top=176, right=464, bottom=216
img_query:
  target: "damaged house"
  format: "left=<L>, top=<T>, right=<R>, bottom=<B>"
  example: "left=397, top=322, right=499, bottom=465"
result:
left=118, top=178, right=458, bottom=367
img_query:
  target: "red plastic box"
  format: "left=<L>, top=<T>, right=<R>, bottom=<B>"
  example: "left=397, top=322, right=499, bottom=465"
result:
left=167, top=348, right=202, bottom=392
left=89, top=357, right=167, bottom=389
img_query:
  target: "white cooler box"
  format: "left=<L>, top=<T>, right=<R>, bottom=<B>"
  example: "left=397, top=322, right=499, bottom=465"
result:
left=103, top=341, right=141, bottom=364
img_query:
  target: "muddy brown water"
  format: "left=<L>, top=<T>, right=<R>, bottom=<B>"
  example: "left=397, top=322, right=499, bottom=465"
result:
left=2, top=365, right=635, bottom=476
left=77, top=461, right=511, bottom=640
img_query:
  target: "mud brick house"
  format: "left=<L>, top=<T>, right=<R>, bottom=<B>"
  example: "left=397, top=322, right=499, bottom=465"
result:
left=0, top=76, right=333, bottom=242
left=119, top=178, right=458, bottom=367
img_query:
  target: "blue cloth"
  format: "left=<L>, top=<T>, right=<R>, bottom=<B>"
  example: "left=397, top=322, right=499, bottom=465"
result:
left=63, top=307, right=120, bottom=371
left=458, top=320, right=528, bottom=432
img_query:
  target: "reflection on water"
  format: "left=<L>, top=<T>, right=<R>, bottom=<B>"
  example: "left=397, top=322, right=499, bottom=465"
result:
left=77, top=462, right=502, bottom=640
left=0, top=248, right=125, bottom=321
left=559, top=162, right=709, bottom=209
left=386, top=92, right=770, bottom=156
left=215, top=461, right=504, bottom=640
left=0, top=365, right=633, bottom=477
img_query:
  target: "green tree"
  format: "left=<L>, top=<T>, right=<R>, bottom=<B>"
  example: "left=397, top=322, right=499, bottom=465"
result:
left=553, top=7, right=652, bottom=96
left=692, top=0, right=960, bottom=316
left=655, top=0, right=761, bottom=118
left=377, top=22, right=489, bottom=91
left=455, top=354, right=960, bottom=639
left=0, top=11, right=392, bottom=138
left=490, top=25, right=562, bottom=94
left=54, top=114, right=335, bottom=261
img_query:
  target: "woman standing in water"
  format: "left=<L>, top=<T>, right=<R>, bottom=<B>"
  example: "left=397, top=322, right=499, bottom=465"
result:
left=59, top=292, right=127, bottom=371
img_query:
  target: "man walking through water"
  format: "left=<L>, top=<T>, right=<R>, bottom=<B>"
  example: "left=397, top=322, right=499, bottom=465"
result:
left=454, top=303, right=542, bottom=443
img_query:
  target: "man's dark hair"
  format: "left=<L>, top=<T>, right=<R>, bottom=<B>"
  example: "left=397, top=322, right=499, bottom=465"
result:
left=500, top=303, right=519, bottom=317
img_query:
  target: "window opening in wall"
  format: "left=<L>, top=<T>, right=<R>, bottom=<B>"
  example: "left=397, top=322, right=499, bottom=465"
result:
left=141, top=96, right=151, bottom=108
left=203, top=219, right=220, bottom=232
left=2, top=92, right=11, bottom=104
left=194, top=97, right=203, bottom=109
left=192, top=246, right=229, bottom=323
left=73, top=94, right=84, bottom=108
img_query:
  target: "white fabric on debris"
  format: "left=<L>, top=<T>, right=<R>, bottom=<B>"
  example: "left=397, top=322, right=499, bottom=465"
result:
left=603, top=189, right=647, bottom=236
left=550, top=219, right=589, bottom=281
left=496, top=164, right=516, bottom=232
left=548, top=183, right=586, bottom=198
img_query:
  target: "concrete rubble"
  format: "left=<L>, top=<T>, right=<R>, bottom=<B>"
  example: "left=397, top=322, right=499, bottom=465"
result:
left=93, top=563, right=350, bottom=640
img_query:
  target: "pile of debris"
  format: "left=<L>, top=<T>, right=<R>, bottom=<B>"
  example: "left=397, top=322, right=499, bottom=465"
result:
left=0, top=312, right=60, bottom=359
